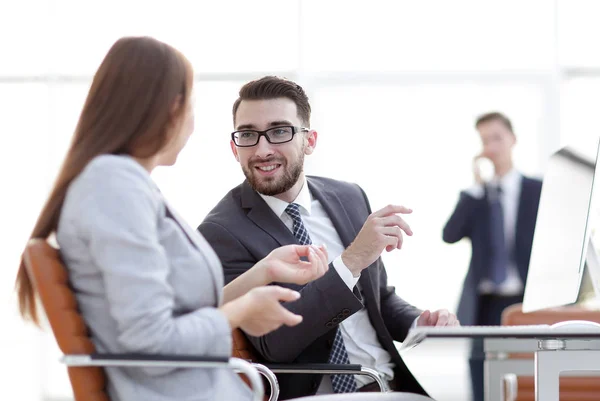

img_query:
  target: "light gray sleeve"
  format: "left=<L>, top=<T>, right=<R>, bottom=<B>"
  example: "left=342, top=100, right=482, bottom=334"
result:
left=80, top=163, right=232, bottom=374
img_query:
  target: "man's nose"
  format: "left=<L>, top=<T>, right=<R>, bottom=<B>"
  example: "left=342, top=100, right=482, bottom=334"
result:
left=254, top=135, right=275, bottom=158
left=484, top=143, right=497, bottom=154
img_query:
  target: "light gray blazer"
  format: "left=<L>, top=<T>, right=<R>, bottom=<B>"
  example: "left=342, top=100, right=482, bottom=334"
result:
left=57, top=155, right=251, bottom=401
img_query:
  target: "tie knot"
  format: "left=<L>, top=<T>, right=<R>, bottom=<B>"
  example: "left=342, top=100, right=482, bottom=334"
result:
left=285, top=203, right=302, bottom=220
left=285, top=203, right=312, bottom=245
left=489, top=184, right=503, bottom=200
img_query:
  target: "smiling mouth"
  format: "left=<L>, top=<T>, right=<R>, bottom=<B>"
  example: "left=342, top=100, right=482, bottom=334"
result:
left=258, top=164, right=278, bottom=171
left=254, top=163, right=282, bottom=173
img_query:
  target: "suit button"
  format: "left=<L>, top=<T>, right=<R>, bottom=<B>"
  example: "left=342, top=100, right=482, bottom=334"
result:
left=337, top=313, right=344, bottom=319
left=342, top=308, right=350, bottom=315
left=326, top=321, right=334, bottom=328
left=332, top=317, right=340, bottom=324
left=327, top=338, right=334, bottom=348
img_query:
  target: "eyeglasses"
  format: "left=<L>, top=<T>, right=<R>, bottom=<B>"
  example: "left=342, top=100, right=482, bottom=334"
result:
left=231, top=125, right=309, bottom=147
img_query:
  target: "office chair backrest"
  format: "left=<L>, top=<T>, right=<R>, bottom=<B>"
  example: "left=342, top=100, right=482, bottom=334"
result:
left=23, top=238, right=108, bottom=401
left=232, top=328, right=267, bottom=391
left=232, top=328, right=260, bottom=361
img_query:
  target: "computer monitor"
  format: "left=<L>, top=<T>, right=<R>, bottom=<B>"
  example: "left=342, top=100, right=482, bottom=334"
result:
left=522, top=138, right=600, bottom=313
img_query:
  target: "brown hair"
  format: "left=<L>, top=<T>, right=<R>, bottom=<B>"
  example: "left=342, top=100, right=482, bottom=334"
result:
left=232, top=76, right=311, bottom=125
left=16, top=36, right=194, bottom=323
left=475, top=111, right=515, bottom=136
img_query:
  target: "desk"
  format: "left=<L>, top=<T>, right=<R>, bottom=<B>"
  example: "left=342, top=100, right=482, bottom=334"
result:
left=400, top=326, right=600, bottom=401
left=484, top=338, right=600, bottom=401
left=499, top=302, right=600, bottom=401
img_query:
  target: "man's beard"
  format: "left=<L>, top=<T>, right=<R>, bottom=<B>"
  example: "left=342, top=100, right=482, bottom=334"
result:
left=243, top=154, right=304, bottom=196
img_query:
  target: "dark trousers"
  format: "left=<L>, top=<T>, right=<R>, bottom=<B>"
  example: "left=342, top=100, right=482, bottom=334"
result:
left=470, top=294, right=522, bottom=401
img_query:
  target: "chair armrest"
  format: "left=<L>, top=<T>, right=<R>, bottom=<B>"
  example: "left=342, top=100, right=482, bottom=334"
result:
left=266, top=363, right=362, bottom=372
left=263, top=363, right=390, bottom=393
left=64, top=353, right=230, bottom=365
left=62, top=354, right=264, bottom=401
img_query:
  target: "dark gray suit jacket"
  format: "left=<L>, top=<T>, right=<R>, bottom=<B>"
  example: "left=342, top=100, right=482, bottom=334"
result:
left=198, top=176, right=427, bottom=400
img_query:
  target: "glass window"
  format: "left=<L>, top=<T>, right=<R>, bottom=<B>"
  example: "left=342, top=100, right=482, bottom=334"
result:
left=557, top=0, right=600, bottom=68
left=308, top=81, right=547, bottom=309
left=0, top=1, right=50, bottom=75
left=560, top=77, right=600, bottom=157
left=0, top=83, right=51, bottom=401
left=152, top=81, right=247, bottom=226
left=301, top=0, right=555, bottom=72
left=50, top=0, right=299, bottom=75
left=47, top=82, right=91, bottom=175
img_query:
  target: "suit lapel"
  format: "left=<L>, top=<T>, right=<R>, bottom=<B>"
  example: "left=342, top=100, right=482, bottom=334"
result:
left=307, top=177, right=357, bottom=248
left=307, top=178, right=377, bottom=301
left=241, top=181, right=298, bottom=247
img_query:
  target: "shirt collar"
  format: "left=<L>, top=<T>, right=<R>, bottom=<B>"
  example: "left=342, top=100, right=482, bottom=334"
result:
left=491, top=168, right=521, bottom=194
left=258, top=178, right=312, bottom=218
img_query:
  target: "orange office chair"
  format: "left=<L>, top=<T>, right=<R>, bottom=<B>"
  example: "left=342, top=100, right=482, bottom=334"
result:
left=22, top=238, right=265, bottom=401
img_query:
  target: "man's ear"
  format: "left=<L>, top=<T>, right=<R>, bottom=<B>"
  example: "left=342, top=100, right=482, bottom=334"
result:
left=230, top=140, right=240, bottom=162
left=304, top=130, right=318, bottom=155
left=508, top=132, right=517, bottom=149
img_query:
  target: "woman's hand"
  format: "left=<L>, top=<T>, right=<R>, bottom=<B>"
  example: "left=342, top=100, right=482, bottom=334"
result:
left=221, top=244, right=328, bottom=305
left=221, top=286, right=303, bottom=336
left=260, top=244, right=329, bottom=286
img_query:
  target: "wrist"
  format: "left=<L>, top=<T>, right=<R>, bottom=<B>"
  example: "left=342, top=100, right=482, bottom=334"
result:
left=220, top=299, right=247, bottom=330
left=253, top=259, right=272, bottom=286
left=341, top=250, right=363, bottom=276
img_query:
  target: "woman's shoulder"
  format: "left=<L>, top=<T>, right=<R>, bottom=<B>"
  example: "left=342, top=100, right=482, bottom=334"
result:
left=85, top=154, right=151, bottom=181
left=66, top=154, right=161, bottom=213
left=75, top=154, right=156, bottom=192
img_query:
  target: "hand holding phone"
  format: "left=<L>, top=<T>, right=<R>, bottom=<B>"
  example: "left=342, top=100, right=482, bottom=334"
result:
left=472, top=153, right=495, bottom=184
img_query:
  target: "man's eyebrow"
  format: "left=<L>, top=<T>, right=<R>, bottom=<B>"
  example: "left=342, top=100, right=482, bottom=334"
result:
left=235, top=120, right=294, bottom=131
left=268, top=120, right=293, bottom=127
left=235, top=124, right=253, bottom=130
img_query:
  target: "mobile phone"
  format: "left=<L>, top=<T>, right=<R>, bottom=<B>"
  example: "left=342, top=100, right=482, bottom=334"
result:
left=475, top=157, right=495, bottom=182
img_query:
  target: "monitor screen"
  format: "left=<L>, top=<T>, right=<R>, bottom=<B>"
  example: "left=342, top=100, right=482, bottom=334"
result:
left=522, top=138, right=600, bottom=313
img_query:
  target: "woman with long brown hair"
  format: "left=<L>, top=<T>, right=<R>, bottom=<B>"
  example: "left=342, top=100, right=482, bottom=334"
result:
left=15, top=36, right=329, bottom=401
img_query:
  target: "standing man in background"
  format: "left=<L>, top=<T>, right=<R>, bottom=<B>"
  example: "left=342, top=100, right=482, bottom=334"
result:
left=442, top=112, right=542, bottom=401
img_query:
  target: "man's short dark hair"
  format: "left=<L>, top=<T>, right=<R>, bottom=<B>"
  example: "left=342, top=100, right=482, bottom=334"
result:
left=475, top=112, right=514, bottom=136
left=232, top=76, right=311, bottom=126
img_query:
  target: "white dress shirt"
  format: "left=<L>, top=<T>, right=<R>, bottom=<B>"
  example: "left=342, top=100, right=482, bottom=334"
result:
left=259, top=179, right=397, bottom=390
left=465, top=169, right=524, bottom=295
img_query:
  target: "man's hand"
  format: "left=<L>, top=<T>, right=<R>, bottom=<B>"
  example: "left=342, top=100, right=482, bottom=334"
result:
left=473, top=153, right=486, bottom=185
left=341, top=204, right=413, bottom=276
left=416, top=309, right=460, bottom=327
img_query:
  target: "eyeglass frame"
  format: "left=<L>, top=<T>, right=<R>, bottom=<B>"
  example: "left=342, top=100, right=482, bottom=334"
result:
left=231, top=125, right=310, bottom=147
